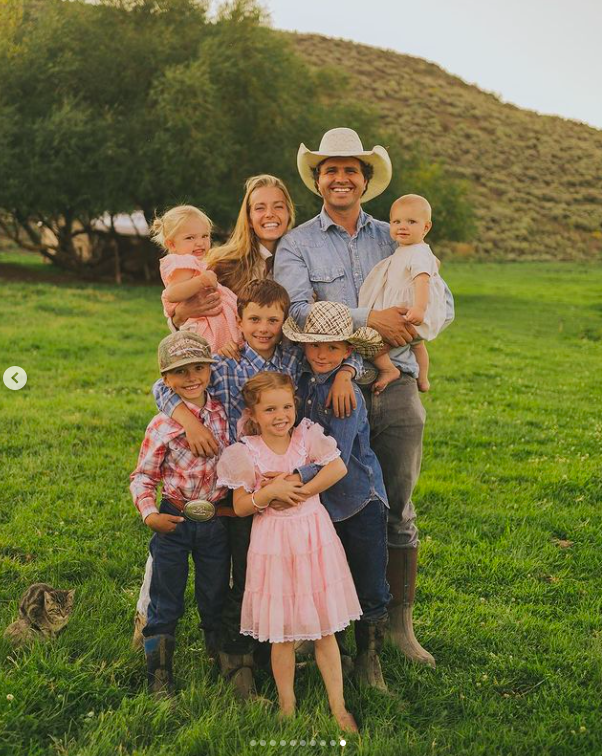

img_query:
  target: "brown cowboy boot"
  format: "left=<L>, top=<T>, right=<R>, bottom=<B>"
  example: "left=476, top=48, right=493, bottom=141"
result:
left=144, top=634, right=175, bottom=697
left=218, top=651, right=257, bottom=701
left=387, top=547, right=435, bottom=667
left=354, top=617, right=388, bottom=692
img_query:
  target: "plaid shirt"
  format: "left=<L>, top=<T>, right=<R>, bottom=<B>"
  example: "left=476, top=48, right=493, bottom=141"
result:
left=153, top=342, right=363, bottom=443
left=130, top=392, right=229, bottom=521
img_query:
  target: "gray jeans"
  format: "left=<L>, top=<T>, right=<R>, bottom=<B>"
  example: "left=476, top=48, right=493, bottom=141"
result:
left=360, top=373, right=425, bottom=549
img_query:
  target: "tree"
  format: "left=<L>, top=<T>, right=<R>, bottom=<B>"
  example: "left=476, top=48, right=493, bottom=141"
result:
left=0, top=0, right=475, bottom=280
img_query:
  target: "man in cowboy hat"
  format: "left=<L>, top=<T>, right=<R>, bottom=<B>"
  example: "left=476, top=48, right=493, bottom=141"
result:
left=274, top=127, right=455, bottom=674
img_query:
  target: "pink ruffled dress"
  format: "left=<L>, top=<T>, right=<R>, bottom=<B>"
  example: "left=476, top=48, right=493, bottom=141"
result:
left=160, top=253, right=241, bottom=352
left=217, top=419, right=362, bottom=643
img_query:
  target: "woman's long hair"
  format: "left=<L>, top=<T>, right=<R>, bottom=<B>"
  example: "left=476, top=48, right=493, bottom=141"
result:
left=206, top=175, right=295, bottom=296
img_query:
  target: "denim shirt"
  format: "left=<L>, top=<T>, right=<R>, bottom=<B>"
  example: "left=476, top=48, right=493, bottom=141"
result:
left=295, top=362, right=388, bottom=522
left=274, top=207, right=455, bottom=378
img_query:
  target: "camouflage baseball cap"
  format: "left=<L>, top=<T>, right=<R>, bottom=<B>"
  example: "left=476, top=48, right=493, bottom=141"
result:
left=158, top=331, right=215, bottom=374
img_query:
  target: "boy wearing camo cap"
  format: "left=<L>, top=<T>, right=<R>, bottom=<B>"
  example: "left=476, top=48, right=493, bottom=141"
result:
left=130, top=331, right=232, bottom=697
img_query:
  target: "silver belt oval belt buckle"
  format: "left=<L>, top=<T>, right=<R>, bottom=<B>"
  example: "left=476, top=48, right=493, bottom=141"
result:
left=183, top=499, right=216, bottom=522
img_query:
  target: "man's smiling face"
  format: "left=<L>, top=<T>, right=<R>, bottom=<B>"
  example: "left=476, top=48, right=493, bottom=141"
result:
left=316, top=157, right=368, bottom=213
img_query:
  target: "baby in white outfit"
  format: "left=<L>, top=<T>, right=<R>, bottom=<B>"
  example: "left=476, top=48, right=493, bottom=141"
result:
left=358, top=194, right=448, bottom=394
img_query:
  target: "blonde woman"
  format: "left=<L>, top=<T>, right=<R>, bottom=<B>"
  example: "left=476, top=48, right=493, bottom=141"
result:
left=172, top=175, right=295, bottom=327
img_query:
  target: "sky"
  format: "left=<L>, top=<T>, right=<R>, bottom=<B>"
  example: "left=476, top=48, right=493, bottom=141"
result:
left=261, top=0, right=602, bottom=131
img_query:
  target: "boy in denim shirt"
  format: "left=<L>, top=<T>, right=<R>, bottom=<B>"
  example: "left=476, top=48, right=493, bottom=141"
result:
left=283, top=301, right=392, bottom=691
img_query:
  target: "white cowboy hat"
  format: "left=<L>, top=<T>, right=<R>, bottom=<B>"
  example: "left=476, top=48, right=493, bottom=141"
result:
left=283, top=301, right=384, bottom=360
left=297, top=127, right=392, bottom=203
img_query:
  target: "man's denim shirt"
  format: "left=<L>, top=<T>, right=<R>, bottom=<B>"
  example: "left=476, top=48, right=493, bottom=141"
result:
left=274, top=207, right=455, bottom=378
left=296, top=362, right=388, bottom=522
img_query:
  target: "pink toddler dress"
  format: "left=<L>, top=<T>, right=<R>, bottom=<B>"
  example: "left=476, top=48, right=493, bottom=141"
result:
left=160, top=253, right=241, bottom=352
left=217, top=419, right=362, bottom=643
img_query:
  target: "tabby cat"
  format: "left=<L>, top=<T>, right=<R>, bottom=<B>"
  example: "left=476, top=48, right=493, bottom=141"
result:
left=4, top=583, right=75, bottom=645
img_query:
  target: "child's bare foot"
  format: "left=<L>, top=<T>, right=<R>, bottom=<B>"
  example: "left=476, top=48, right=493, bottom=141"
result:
left=332, top=707, right=359, bottom=733
left=417, top=378, right=430, bottom=393
left=372, top=367, right=400, bottom=395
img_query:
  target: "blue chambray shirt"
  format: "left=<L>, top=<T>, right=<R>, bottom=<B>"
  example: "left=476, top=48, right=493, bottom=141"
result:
left=296, top=362, right=388, bottom=522
left=274, top=207, right=455, bottom=378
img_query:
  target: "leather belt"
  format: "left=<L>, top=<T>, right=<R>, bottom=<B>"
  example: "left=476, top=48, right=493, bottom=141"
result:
left=167, top=498, right=236, bottom=522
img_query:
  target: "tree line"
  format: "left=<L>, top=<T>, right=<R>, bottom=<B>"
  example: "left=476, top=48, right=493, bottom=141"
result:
left=0, top=0, right=475, bottom=280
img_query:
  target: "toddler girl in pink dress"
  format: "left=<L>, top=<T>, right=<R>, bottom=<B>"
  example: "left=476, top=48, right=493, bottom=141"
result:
left=217, top=372, right=360, bottom=732
left=151, top=205, right=241, bottom=352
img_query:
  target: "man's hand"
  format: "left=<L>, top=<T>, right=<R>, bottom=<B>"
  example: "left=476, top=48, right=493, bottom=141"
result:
left=173, top=288, right=223, bottom=328
left=183, top=420, right=219, bottom=458
left=368, top=307, right=418, bottom=347
left=326, top=369, right=357, bottom=418
left=145, top=512, right=184, bottom=533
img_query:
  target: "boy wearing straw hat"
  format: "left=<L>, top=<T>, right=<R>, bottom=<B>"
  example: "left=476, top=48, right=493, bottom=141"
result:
left=283, top=300, right=392, bottom=690
left=275, top=128, right=455, bottom=668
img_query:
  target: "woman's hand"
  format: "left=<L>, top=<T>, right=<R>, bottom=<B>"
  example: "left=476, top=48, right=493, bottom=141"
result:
left=173, top=288, right=223, bottom=327
left=199, top=270, right=218, bottom=289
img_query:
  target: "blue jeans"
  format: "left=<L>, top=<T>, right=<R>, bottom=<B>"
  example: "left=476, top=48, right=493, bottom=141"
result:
left=333, top=499, right=391, bottom=622
left=219, top=511, right=256, bottom=654
left=143, top=500, right=230, bottom=639
left=361, top=373, right=425, bottom=549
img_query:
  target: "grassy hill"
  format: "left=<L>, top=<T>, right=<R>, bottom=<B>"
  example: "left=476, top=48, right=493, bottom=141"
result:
left=290, top=33, right=602, bottom=261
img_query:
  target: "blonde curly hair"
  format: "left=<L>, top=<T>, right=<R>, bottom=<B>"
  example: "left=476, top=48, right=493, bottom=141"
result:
left=150, top=205, right=213, bottom=253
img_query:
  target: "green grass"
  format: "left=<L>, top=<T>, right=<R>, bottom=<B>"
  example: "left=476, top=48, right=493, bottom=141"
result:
left=1, top=253, right=601, bottom=755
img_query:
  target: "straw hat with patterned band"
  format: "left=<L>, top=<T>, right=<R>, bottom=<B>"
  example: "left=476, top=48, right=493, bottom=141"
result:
left=283, top=301, right=384, bottom=360
left=297, top=127, right=392, bottom=203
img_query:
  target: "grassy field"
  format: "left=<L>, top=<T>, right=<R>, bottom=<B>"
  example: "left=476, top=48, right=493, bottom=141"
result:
left=0, top=253, right=601, bottom=756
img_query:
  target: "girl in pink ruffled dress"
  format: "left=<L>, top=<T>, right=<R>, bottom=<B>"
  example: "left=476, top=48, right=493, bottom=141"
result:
left=217, top=372, right=360, bottom=732
left=151, top=205, right=241, bottom=352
